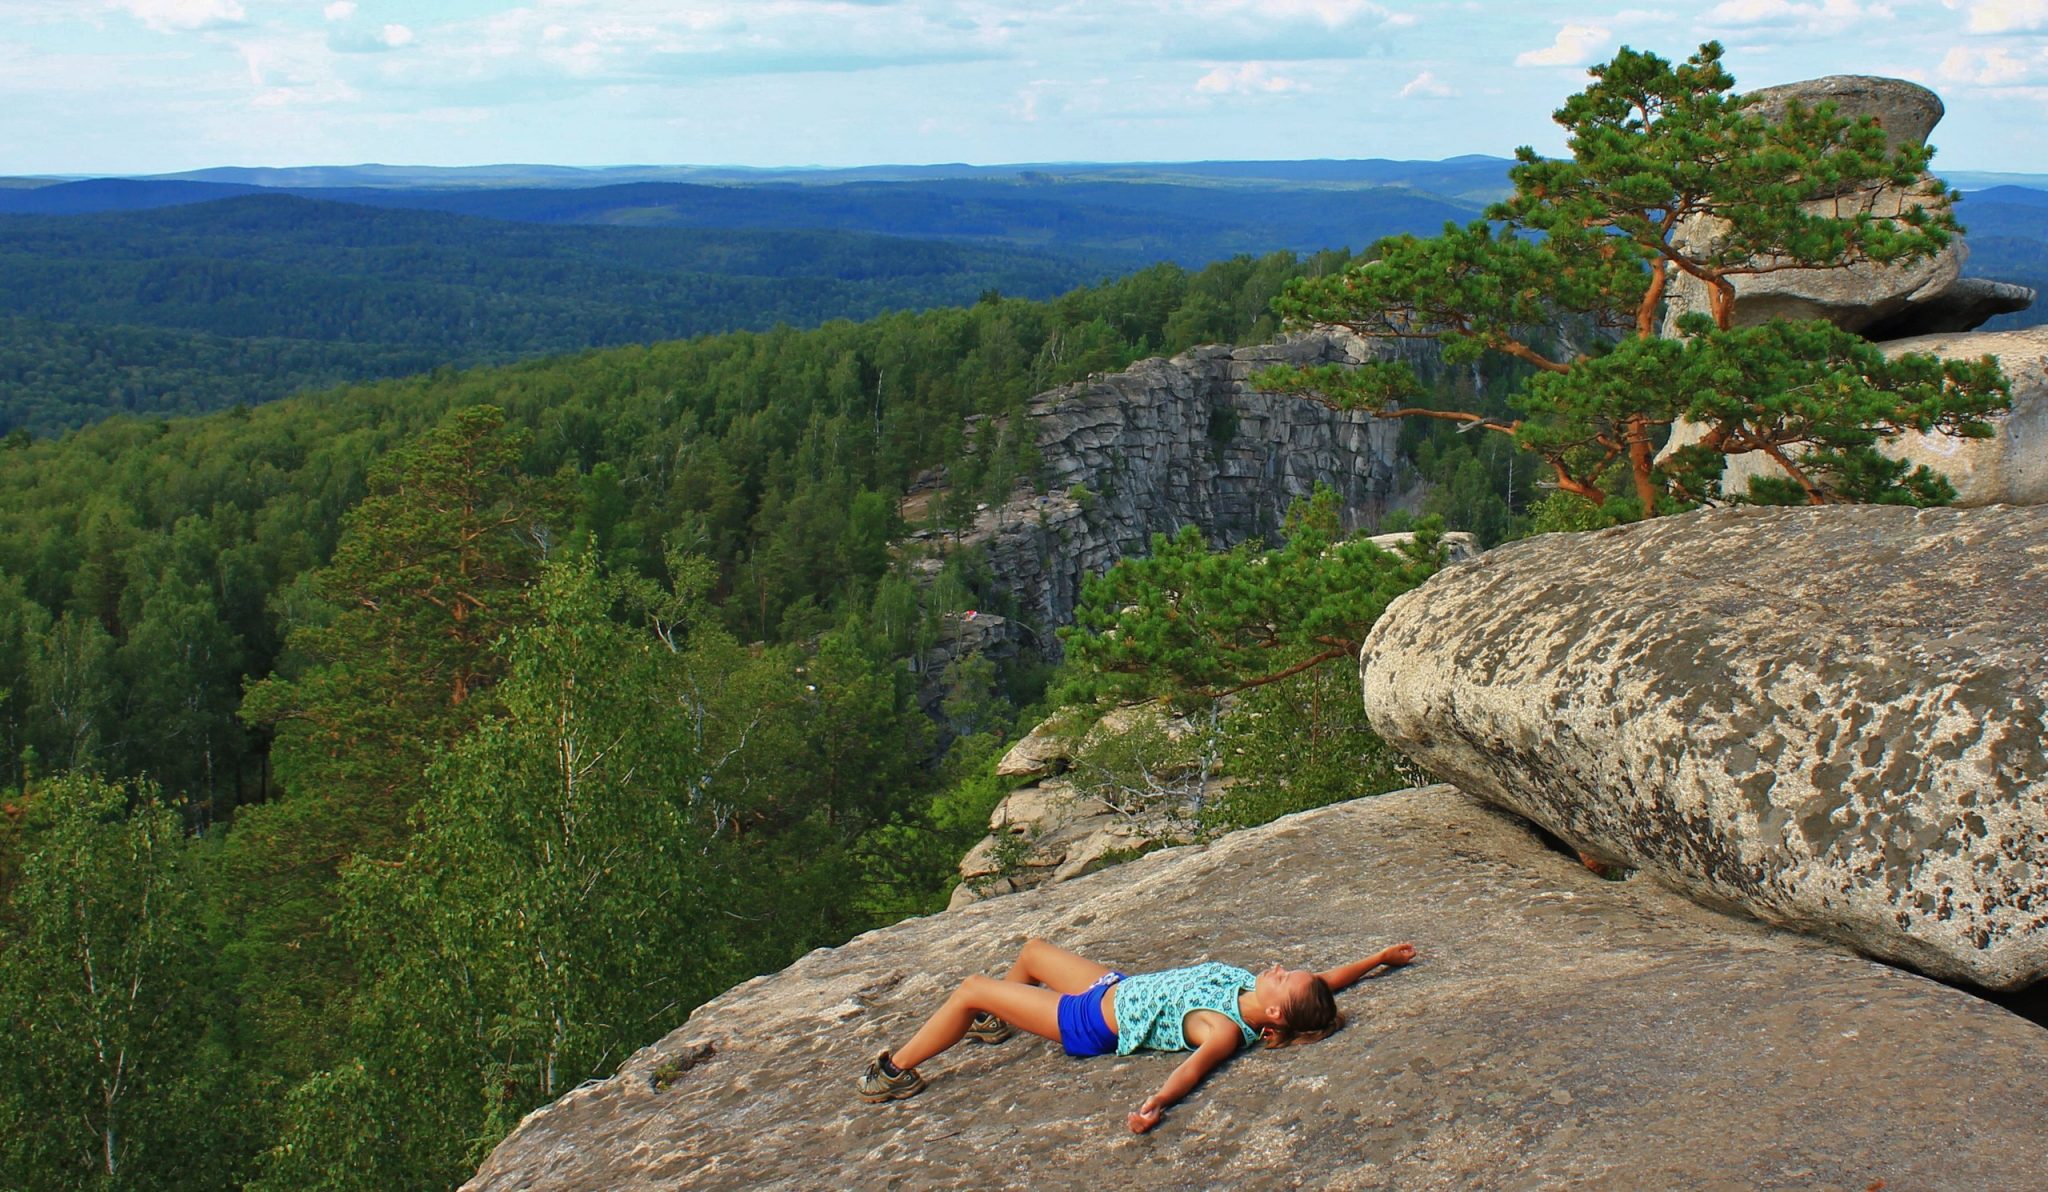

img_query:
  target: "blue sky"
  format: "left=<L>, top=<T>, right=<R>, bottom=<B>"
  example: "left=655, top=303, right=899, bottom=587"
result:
left=2, top=1, right=2043, bottom=175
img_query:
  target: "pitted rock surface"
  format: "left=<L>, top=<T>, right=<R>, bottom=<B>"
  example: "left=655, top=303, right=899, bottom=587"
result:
left=464, top=786, right=2047, bottom=1191
left=1363, top=504, right=2048, bottom=989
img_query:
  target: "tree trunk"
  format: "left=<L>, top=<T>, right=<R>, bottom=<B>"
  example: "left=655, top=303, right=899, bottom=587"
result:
left=1627, top=416, right=1661, bottom=515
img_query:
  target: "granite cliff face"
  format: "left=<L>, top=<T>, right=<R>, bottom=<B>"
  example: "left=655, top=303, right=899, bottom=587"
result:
left=914, top=329, right=1421, bottom=665
left=466, top=787, right=2048, bottom=1190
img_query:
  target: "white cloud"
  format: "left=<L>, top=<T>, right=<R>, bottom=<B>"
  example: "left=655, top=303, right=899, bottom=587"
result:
left=1514, top=23, right=1611, bottom=67
left=1195, top=61, right=1307, bottom=94
left=113, top=0, right=246, bottom=33
left=1964, top=0, right=2048, bottom=31
left=1397, top=69, right=1454, bottom=98
left=381, top=23, right=413, bottom=49
left=235, top=31, right=357, bottom=107
left=1701, top=0, right=1877, bottom=29
left=1938, top=44, right=2048, bottom=84
left=1184, top=0, right=1412, bottom=27
left=323, top=1, right=355, bottom=21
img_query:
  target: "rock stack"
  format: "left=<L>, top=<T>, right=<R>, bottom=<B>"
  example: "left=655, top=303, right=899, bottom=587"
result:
left=1661, top=75, right=2043, bottom=504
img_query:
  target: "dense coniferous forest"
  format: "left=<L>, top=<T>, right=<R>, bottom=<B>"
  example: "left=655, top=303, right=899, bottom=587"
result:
left=0, top=248, right=1398, bottom=1189
left=0, top=195, right=1131, bottom=434
left=6, top=166, right=2041, bottom=435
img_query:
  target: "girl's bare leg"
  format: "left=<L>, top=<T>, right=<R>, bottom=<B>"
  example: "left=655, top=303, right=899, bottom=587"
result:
left=1003, top=937, right=1114, bottom=995
left=891, top=977, right=1063, bottom=1071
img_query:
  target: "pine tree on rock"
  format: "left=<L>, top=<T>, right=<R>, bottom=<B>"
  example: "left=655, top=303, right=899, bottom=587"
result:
left=1262, top=42, right=2010, bottom=518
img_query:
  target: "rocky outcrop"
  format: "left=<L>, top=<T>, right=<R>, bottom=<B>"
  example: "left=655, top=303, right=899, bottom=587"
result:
left=466, top=786, right=2048, bottom=1190
left=1662, top=76, right=1998, bottom=340
left=1743, top=74, right=1944, bottom=156
left=1709, top=325, right=2048, bottom=506
left=1363, top=504, right=2048, bottom=991
left=917, top=329, right=1421, bottom=661
left=952, top=778, right=1184, bottom=910
left=1662, top=175, right=1963, bottom=336
left=1861, top=276, right=2037, bottom=339
left=992, top=713, right=1079, bottom=780
left=954, top=705, right=1218, bottom=910
left=1656, top=74, right=2037, bottom=503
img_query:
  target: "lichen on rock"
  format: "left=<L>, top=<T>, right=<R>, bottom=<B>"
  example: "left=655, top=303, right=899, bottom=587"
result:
left=1363, top=503, right=2048, bottom=990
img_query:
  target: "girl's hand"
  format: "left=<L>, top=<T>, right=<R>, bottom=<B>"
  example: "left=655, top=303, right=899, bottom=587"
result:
left=1381, top=942, right=1417, bottom=967
left=1127, top=1099, right=1163, bottom=1133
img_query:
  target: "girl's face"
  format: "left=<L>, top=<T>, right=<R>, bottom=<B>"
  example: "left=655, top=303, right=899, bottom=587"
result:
left=1254, top=963, right=1318, bottom=1021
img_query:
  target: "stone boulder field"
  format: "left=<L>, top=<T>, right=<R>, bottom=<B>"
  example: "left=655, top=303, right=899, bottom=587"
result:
left=465, top=786, right=2048, bottom=1191
left=1365, top=504, right=2048, bottom=992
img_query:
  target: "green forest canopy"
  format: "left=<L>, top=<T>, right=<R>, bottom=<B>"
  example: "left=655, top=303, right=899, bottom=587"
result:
left=0, top=248, right=1380, bottom=1189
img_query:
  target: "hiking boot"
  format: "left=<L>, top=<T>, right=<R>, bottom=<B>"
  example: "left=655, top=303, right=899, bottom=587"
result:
left=965, top=1012, right=1013, bottom=1044
left=858, top=1050, right=926, bottom=1102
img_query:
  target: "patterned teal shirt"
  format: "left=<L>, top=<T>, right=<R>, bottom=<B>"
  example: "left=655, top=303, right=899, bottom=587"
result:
left=1111, top=962, right=1258, bottom=1054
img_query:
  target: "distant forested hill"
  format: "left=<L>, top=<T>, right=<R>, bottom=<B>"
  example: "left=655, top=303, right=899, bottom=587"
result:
left=1957, top=188, right=2048, bottom=330
left=0, top=194, right=1131, bottom=433
left=271, top=177, right=1481, bottom=263
left=0, top=173, right=1485, bottom=264
left=0, top=175, right=1486, bottom=434
left=6, top=162, right=2042, bottom=435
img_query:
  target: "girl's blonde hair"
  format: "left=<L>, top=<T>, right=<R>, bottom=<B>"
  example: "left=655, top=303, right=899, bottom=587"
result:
left=1260, top=976, right=1343, bottom=1049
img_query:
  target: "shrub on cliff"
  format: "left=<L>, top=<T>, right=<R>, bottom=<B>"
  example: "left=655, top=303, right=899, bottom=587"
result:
left=1260, top=42, right=2010, bottom=520
left=1049, top=488, right=1441, bottom=834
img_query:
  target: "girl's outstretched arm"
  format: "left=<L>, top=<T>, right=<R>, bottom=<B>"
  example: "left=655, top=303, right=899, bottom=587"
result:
left=1316, top=942, right=1417, bottom=993
left=1126, top=1022, right=1240, bottom=1134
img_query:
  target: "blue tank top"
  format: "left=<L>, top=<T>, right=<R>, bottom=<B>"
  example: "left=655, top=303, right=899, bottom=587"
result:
left=1110, top=962, right=1258, bottom=1054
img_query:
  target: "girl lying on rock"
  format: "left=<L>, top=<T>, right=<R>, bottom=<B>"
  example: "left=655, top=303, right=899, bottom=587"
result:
left=857, top=937, right=1417, bottom=1132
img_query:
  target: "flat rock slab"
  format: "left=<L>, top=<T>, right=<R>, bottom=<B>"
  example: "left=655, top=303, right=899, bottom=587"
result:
left=466, top=786, right=2047, bottom=1191
left=1364, top=504, right=2048, bottom=990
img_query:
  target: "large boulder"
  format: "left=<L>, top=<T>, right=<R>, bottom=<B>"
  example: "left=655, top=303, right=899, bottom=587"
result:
left=1868, top=325, right=2048, bottom=504
left=465, top=786, right=2048, bottom=1190
left=1743, top=75, right=1943, bottom=156
left=1363, top=504, right=2048, bottom=990
left=1660, top=75, right=1988, bottom=338
left=1661, top=179, right=1962, bottom=335
left=1706, top=324, right=2048, bottom=507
